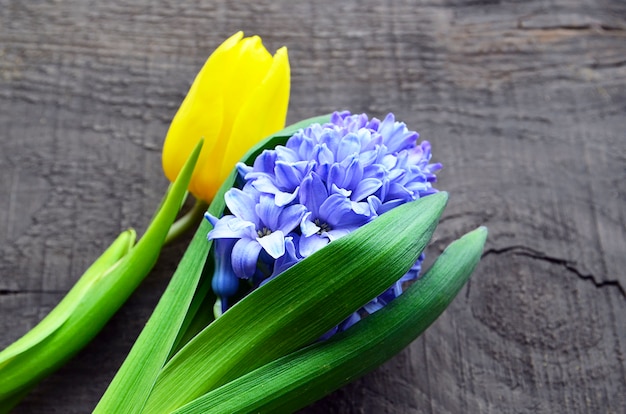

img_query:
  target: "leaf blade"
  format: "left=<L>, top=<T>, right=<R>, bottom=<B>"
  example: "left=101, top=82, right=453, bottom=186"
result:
left=0, top=230, right=135, bottom=368
left=142, top=192, right=449, bottom=413
left=174, top=227, right=488, bottom=414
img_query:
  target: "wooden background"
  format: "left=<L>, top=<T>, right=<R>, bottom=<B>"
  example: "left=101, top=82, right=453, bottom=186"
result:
left=1, top=1, right=624, bottom=413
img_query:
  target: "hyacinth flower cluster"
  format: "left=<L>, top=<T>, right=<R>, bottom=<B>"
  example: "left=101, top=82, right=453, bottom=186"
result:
left=206, top=111, right=442, bottom=334
left=93, top=113, right=485, bottom=414
left=2, top=29, right=487, bottom=413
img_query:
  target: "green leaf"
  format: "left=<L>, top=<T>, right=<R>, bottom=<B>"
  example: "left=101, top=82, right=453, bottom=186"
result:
left=0, top=139, right=202, bottom=410
left=0, top=229, right=135, bottom=369
left=173, top=227, right=488, bottom=414
left=0, top=230, right=134, bottom=412
left=141, top=192, right=449, bottom=413
left=94, top=114, right=332, bottom=413
left=269, top=114, right=332, bottom=138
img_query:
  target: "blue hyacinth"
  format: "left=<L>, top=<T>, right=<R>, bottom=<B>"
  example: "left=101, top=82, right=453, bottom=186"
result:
left=206, top=111, right=441, bottom=336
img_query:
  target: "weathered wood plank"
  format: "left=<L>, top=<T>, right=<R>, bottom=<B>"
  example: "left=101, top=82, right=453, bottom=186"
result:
left=1, top=0, right=625, bottom=413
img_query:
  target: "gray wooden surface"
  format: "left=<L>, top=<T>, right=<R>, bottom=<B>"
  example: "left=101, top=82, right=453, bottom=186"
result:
left=1, top=1, right=625, bottom=413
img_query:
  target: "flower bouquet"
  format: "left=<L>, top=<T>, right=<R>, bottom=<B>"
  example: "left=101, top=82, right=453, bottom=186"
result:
left=0, top=32, right=486, bottom=413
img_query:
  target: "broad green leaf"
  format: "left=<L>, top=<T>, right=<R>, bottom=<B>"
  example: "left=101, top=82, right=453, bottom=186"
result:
left=167, top=258, right=216, bottom=360
left=94, top=115, right=332, bottom=413
left=0, top=139, right=202, bottom=410
left=0, top=230, right=134, bottom=412
left=0, top=229, right=135, bottom=368
left=142, top=192, right=448, bottom=413
left=173, top=227, right=488, bottom=414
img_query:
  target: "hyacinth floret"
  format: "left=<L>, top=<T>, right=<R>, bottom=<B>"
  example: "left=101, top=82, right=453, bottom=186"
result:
left=206, top=111, right=442, bottom=331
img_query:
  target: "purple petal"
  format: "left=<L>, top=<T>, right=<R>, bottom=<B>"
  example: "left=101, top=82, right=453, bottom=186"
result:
left=300, top=214, right=321, bottom=237
left=211, top=239, right=239, bottom=298
left=330, top=111, right=346, bottom=125
left=325, top=227, right=353, bottom=242
left=363, top=163, right=386, bottom=180
left=299, top=234, right=330, bottom=257
left=342, top=155, right=363, bottom=190
left=257, top=230, right=286, bottom=259
left=336, top=133, right=361, bottom=161
left=379, top=114, right=418, bottom=152
left=300, top=172, right=328, bottom=216
left=313, top=143, right=335, bottom=166
left=287, top=132, right=315, bottom=159
left=351, top=200, right=371, bottom=215
left=225, top=188, right=258, bottom=223
left=376, top=198, right=404, bottom=214
left=363, top=298, right=384, bottom=314
left=390, top=131, right=419, bottom=153
left=204, top=212, right=220, bottom=227
left=231, top=238, right=263, bottom=279
left=275, top=161, right=302, bottom=191
left=338, top=312, right=361, bottom=331
left=277, top=203, right=306, bottom=234
left=330, top=183, right=351, bottom=198
left=319, top=130, right=339, bottom=155
left=359, top=148, right=379, bottom=167
left=236, top=162, right=254, bottom=179
left=381, top=153, right=398, bottom=170
left=226, top=217, right=257, bottom=235
left=327, top=163, right=346, bottom=191
left=274, top=146, right=300, bottom=163
left=208, top=215, right=255, bottom=240
left=318, top=194, right=353, bottom=224
left=269, top=237, right=301, bottom=279
left=251, top=150, right=277, bottom=175
left=352, top=178, right=382, bottom=201
left=256, top=195, right=281, bottom=230
left=367, top=195, right=382, bottom=213
left=250, top=175, right=281, bottom=194
left=319, top=326, right=339, bottom=341
left=387, top=182, right=414, bottom=201
left=388, top=168, right=406, bottom=182
left=274, top=187, right=299, bottom=207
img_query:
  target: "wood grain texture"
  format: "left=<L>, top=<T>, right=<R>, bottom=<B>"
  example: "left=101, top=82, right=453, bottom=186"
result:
left=1, top=0, right=624, bottom=413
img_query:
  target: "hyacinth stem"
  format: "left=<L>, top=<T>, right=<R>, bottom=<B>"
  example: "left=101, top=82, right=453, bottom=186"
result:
left=164, top=198, right=209, bottom=245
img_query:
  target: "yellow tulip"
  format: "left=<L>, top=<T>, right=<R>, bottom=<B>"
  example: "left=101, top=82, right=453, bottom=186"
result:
left=162, top=32, right=290, bottom=203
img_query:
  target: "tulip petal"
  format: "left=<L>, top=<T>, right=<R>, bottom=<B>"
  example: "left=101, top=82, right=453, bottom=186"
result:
left=222, top=36, right=273, bottom=127
left=162, top=31, right=282, bottom=203
left=161, top=32, right=246, bottom=203
left=207, top=36, right=274, bottom=184
left=222, top=47, right=290, bottom=184
left=162, top=91, right=223, bottom=203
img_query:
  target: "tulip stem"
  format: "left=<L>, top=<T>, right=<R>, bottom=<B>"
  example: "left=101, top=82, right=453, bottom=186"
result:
left=165, top=198, right=208, bottom=245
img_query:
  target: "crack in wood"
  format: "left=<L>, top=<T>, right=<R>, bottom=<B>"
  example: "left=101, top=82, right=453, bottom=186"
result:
left=589, top=59, right=626, bottom=69
left=0, top=288, right=67, bottom=296
left=481, top=245, right=626, bottom=298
